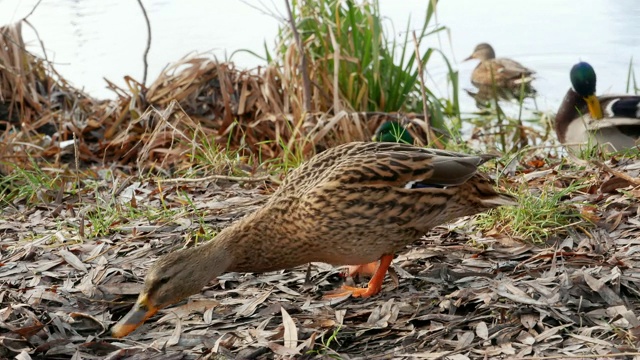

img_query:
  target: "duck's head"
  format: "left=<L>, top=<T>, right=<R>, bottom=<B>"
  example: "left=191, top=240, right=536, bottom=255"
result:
left=373, top=121, right=414, bottom=144
left=465, top=43, right=496, bottom=61
left=570, top=61, right=603, bottom=119
left=111, top=245, right=232, bottom=338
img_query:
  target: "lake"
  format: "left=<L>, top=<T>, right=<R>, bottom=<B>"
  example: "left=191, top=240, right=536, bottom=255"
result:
left=1, top=0, right=638, bottom=115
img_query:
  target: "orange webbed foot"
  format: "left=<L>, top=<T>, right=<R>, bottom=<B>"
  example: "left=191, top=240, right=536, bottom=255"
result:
left=323, top=284, right=383, bottom=299
left=325, top=254, right=394, bottom=299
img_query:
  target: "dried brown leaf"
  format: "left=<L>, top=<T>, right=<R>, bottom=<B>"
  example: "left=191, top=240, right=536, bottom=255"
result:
left=165, top=317, right=182, bottom=347
left=456, top=331, right=474, bottom=349
left=475, top=321, right=488, bottom=340
left=280, top=306, right=298, bottom=351
left=235, top=290, right=271, bottom=317
left=583, top=272, right=623, bottom=306
left=58, top=249, right=88, bottom=273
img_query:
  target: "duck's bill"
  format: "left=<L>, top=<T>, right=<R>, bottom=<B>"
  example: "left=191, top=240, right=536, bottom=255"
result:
left=111, top=298, right=158, bottom=338
left=585, top=94, right=603, bottom=120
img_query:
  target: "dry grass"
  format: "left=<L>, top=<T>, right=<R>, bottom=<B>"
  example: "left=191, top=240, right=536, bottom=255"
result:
left=0, top=23, right=440, bottom=177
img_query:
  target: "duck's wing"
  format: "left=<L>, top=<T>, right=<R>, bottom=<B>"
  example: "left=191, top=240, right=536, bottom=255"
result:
left=588, top=117, right=640, bottom=130
left=318, top=142, right=495, bottom=189
left=493, top=58, right=535, bottom=83
left=601, top=95, right=640, bottom=118
left=586, top=95, right=640, bottom=136
left=588, top=118, right=640, bottom=145
left=303, top=142, right=516, bottom=221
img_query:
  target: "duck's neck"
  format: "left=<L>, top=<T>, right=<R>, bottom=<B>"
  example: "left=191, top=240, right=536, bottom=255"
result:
left=197, top=207, right=277, bottom=274
left=202, top=204, right=309, bottom=274
left=179, top=228, right=236, bottom=284
left=197, top=221, right=241, bottom=265
left=555, top=89, right=584, bottom=143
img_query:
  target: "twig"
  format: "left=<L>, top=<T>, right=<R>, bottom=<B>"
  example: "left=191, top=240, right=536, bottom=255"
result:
left=23, top=0, right=43, bottom=20
left=71, top=132, right=85, bottom=238
left=136, top=0, right=152, bottom=86
left=489, top=68, right=507, bottom=152
left=411, top=31, right=443, bottom=149
left=592, top=160, right=640, bottom=186
left=240, top=0, right=286, bottom=21
left=327, top=26, right=341, bottom=113
left=525, top=353, right=640, bottom=359
left=159, top=174, right=271, bottom=183
left=514, top=75, right=529, bottom=150
left=284, top=0, right=311, bottom=113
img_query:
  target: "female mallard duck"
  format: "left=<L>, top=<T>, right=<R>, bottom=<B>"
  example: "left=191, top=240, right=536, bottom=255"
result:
left=465, top=43, right=535, bottom=88
left=555, top=61, right=640, bottom=151
left=111, top=141, right=516, bottom=337
left=345, top=121, right=417, bottom=278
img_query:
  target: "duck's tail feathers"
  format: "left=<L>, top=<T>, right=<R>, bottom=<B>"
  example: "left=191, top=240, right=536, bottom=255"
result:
left=480, top=193, right=518, bottom=207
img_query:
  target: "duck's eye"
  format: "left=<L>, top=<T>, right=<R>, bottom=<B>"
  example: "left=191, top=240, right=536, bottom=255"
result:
left=158, top=277, right=170, bottom=285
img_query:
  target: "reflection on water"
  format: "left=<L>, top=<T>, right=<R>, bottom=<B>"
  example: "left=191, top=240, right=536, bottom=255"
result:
left=0, top=0, right=638, bottom=114
left=465, top=84, right=537, bottom=109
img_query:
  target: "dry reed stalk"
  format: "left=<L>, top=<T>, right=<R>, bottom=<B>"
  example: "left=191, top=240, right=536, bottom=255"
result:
left=0, top=20, right=431, bottom=176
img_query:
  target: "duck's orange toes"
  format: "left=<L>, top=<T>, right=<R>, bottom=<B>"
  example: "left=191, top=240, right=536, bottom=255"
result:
left=325, top=255, right=393, bottom=299
left=329, top=283, right=383, bottom=298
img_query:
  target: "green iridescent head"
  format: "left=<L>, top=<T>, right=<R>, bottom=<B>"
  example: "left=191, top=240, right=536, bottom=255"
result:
left=570, top=62, right=597, bottom=97
left=373, top=121, right=414, bottom=144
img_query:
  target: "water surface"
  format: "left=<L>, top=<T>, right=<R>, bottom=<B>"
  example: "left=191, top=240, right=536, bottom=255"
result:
left=1, top=0, right=638, bottom=115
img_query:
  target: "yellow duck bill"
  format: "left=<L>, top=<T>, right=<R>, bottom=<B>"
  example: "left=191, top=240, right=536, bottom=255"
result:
left=111, top=296, right=158, bottom=338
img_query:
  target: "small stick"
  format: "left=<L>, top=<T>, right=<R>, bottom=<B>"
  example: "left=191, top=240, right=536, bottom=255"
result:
left=159, top=174, right=271, bottom=183
left=136, top=0, right=152, bottom=86
left=411, top=31, right=444, bottom=149
left=592, top=160, right=640, bottom=186
left=284, top=0, right=312, bottom=113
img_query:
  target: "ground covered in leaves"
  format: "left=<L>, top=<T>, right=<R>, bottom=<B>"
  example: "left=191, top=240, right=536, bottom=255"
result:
left=2, top=156, right=640, bottom=360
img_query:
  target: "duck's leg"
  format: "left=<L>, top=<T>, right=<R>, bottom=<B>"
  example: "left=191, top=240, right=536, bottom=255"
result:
left=346, top=261, right=380, bottom=278
left=326, top=254, right=393, bottom=298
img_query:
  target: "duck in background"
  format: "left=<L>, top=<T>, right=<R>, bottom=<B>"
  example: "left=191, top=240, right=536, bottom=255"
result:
left=370, top=117, right=453, bottom=146
left=555, top=61, right=640, bottom=151
left=464, top=43, right=536, bottom=105
left=111, top=141, right=516, bottom=338
left=373, top=120, right=415, bottom=144
left=465, top=43, right=535, bottom=88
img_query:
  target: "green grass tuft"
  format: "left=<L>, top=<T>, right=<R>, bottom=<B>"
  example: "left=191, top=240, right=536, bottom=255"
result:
left=475, top=179, right=588, bottom=244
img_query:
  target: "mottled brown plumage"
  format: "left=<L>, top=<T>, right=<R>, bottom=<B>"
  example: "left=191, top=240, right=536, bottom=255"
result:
left=112, top=142, right=516, bottom=337
left=465, top=43, right=535, bottom=88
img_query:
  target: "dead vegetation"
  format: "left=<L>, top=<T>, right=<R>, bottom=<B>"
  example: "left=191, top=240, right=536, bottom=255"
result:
left=0, top=22, right=435, bottom=177
left=1, top=15, right=640, bottom=360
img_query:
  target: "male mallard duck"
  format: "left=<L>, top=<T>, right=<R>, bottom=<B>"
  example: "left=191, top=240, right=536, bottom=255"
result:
left=374, top=120, right=414, bottom=144
left=372, top=119, right=449, bottom=146
left=111, top=141, right=516, bottom=337
left=555, top=61, right=640, bottom=151
left=465, top=43, right=535, bottom=88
